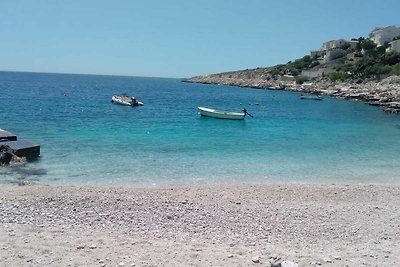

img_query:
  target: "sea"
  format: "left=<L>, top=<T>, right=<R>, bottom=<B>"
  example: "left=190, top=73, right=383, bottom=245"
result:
left=1, top=71, right=400, bottom=187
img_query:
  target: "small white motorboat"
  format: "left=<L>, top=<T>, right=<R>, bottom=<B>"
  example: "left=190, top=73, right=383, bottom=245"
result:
left=197, top=106, right=252, bottom=120
left=111, top=95, right=144, bottom=106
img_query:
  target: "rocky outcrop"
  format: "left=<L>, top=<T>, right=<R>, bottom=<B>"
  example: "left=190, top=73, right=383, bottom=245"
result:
left=0, top=145, right=13, bottom=165
left=184, top=74, right=400, bottom=114
left=0, top=145, right=26, bottom=165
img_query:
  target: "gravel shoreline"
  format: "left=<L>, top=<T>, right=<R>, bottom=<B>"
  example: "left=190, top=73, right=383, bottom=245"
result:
left=1, top=183, right=400, bottom=266
left=184, top=75, right=400, bottom=114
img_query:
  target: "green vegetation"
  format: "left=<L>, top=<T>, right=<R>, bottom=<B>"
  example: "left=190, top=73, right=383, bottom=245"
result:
left=330, top=71, right=349, bottom=82
left=269, top=37, right=400, bottom=82
left=392, top=63, right=400, bottom=75
left=272, top=55, right=320, bottom=77
left=212, top=34, right=400, bottom=84
left=339, top=49, right=400, bottom=79
left=295, top=75, right=310, bottom=84
left=331, top=39, right=400, bottom=80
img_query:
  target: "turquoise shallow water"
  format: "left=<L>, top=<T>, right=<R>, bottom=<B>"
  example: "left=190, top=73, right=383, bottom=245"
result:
left=1, top=71, right=400, bottom=186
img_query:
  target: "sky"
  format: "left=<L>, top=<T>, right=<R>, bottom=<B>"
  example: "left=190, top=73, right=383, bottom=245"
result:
left=0, top=0, right=399, bottom=78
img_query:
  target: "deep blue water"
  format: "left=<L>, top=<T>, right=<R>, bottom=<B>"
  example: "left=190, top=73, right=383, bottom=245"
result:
left=1, top=71, right=400, bottom=186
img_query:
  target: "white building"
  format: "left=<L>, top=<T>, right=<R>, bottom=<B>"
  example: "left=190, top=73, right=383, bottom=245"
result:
left=321, top=39, right=357, bottom=51
left=386, top=39, right=400, bottom=53
left=317, top=39, right=359, bottom=62
left=347, top=40, right=359, bottom=50
left=322, top=39, right=347, bottom=50
left=370, top=26, right=400, bottom=47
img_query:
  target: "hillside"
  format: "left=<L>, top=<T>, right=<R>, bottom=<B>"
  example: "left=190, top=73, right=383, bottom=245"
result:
left=184, top=35, right=400, bottom=114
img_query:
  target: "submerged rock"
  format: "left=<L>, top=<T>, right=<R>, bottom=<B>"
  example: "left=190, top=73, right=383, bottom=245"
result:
left=17, top=180, right=36, bottom=186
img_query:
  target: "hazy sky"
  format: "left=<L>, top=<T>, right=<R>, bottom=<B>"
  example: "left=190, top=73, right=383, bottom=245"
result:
left=1, top=0, right=399, bottom=78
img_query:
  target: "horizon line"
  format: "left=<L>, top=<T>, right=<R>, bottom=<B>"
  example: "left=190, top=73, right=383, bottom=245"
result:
left=0, top=69, right=183, bottom=80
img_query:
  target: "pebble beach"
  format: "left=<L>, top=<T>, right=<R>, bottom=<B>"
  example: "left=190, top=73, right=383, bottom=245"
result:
left=2, top=2, right=400, bottom=266
left=1, top=183, right=400, bottom=266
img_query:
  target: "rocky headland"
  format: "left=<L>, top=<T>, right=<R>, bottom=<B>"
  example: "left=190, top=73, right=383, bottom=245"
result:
left=184, top=74, right=400, bottom=114
left=185, top=26, right=400, bottom=114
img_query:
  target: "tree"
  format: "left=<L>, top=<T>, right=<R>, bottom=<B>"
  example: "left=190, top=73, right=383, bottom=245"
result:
left=353, top=57, right=377, bottom=77
left=381, top=51, right=400, bottom=65
left=369, top=64, right=391, bottom=75
left=391, top=63, right=400, bottom=75
left=361, top=39, right=376, bottom=51
left=356, top=37, right=365, bottom=51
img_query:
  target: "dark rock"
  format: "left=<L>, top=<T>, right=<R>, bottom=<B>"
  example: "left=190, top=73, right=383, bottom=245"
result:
left=0, top=151, right=13, bottom=165
left=271, top=258, right=283, bottom=267
left=251, top=256, right=260, bottom=263
left=0, top=145, right=14, bottom=165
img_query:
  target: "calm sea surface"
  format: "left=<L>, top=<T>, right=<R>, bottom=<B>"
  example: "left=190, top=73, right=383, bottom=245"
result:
left=1, top=71, right=400, bottom=186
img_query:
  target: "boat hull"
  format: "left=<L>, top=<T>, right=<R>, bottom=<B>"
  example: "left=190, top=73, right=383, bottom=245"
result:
left=197, top=107, right=245, bottom=120
left=111, top=96, right=144, bottom=106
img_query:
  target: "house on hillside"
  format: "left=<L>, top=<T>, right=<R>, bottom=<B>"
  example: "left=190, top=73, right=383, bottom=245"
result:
left=369, top=26, right=400, bottom=47
left=308, top=39, right=358, bottom=65
left=321, top=39, right=358, bottom=51
left=310, top=50, right=325, bottom=59
left=386, top=39, right=400, bottom=53
left=322, top=40, right=345, bottom=50
left=320, top=39, right=358, bottom=63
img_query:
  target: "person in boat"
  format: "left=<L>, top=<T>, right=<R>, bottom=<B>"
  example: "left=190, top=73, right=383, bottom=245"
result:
left=131, top=97, right=138, bottom=105
left=242, top=108, right=254, bottom=118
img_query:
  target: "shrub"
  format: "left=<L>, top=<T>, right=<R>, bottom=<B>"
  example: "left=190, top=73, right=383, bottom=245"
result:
left=330, top=71, right=349, bottom=81
left=310, top=61, right=320, bottom=68
left=361, top=39, right=376, bottom=51
left=369, top=64, right=392, bottom=75
left=295, top=75, right=309, bottom=84
left=381, top=51, right=400, bottom=66
left=289, top=69, right=299, bottom=76
left=391, top=63, right=400, bottom=75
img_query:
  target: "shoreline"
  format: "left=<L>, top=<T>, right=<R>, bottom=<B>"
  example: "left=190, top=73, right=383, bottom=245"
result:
left=1, top=182, right=400, bottom=266
left=184, top=75, right=400, bottom=114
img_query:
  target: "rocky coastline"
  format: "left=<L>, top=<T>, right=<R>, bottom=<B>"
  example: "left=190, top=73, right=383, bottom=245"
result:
left=184, top=75, right=400, bottom=114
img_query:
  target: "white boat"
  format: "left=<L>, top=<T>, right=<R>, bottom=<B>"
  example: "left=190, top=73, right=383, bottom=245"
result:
left=300, top=94, right=323, bottom=101
left=197, top=107, right=248, bottom=120
left=111, top=95, right=144, bottom=106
